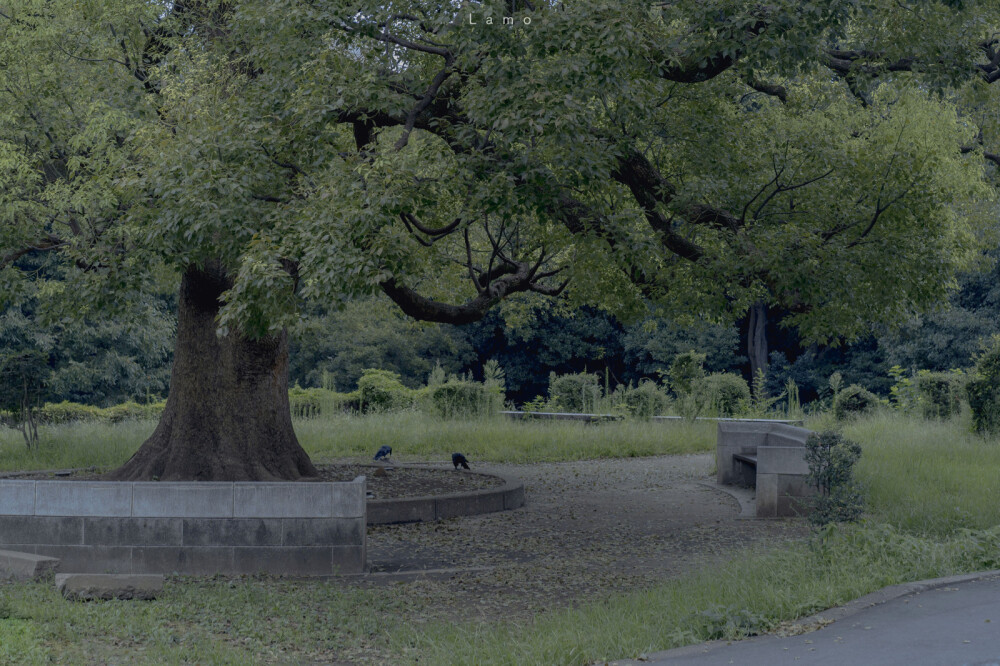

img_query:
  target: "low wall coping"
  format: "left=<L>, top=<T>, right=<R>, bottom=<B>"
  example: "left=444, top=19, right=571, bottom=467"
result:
left=0, top=476, right=367, bottom=519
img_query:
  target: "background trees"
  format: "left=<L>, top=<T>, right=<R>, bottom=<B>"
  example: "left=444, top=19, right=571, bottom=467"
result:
left=1, top=0, right=998, bottom=477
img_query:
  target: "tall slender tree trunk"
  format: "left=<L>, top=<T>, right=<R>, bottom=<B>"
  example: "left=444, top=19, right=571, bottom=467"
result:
left=108, top=263, right=317, bottom=481
left=747, top=301, right=768, bottom=395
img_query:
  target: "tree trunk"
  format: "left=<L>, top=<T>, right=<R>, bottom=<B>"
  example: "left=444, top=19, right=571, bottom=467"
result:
left=747, top=301, right=768, bottom=395
left=107, top=263, right=318, bottom=481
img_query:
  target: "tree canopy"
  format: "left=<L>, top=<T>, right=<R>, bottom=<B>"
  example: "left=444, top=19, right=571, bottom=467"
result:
left=2, top=0, right=996, bottom=337
left=3, top=0, right=1000, bottom=478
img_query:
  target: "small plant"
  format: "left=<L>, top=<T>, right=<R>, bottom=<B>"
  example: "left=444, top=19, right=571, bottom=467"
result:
left=828, top=371, right=844, bottom=401
left=521, top=395, right=548, bottom=412
left=804, top=430, right=864, bottom=526
left=785, top=377, right=801, bottom=418
left=427, top=361, right=447, bottom=388
left=696, top=605, right=770, bottom=640
left=888, top=365, right=918, bottom=412
left=833, top=384, right=879, bottom=420
left=482, top=360, right=506, bottom=393
left=967, top=336, right=1000, bottom=435
left=743, top=369, right=784, bottom=418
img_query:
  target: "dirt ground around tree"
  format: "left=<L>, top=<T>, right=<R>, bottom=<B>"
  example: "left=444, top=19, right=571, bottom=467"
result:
left=353, top=454, right=809, bottom=624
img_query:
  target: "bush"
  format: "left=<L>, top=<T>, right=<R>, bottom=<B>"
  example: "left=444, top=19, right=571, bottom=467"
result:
left=968, top=337, right=1000, bottom=435
left=915, top=371, right=964, bottom=420
left=697, top=373, right=750, bottom=417
left=804, top=430, right=864, bottom=526
left=427, top=379, right=503, bottom=419
left=615, top=380, right=670, bottom=420
left=834, top=384, right=879, bottom=420
left=668, top=351, right=706, bottom=396
left=3, top=400, right=167, bottom=425
left=288, top=387, right=359, bottom=418
left=548, top=372, right=602, bottom=413
left=356, top=369, right=414, bottom=413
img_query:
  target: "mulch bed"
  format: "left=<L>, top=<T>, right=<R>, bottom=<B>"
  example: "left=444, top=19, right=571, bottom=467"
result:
left=0, top=463, right=505, bottom=501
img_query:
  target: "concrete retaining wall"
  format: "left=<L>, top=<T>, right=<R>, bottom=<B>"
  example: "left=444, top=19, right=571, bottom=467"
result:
left=368, top=473, right=525, bottom=524
left=0, top=477, right=367, bottom=575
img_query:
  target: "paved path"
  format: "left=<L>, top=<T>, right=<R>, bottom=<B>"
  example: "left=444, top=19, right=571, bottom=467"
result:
left=616, top=572, right=1000, bottom=665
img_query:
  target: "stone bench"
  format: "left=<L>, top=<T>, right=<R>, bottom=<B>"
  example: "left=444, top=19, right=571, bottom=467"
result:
left=0, top=477, right=367, bottom=575
left=717, top=421, right=814, bottom=518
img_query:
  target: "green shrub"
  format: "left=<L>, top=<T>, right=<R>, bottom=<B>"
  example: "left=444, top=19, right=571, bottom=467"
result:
left=668, top=351, right=706, bottom=396
left=4, top=400, right=167, bottom=425
left=427, top=380, right=503, bottom=419
left=804, top=430, right=864, bottom=526
left=288, top=387, right=360, bottom=418
left=616, top=380, right=670, bottom=420
left=967, top=337, right=1000, bottom=435
left=915, top=371, right=964, bottom=420
left=357, top=369, right=414, bottom=413
left=548, top=372, right=602, bottom=413
left=696, top=373, right=750, bottom=417
left=834, top=384, right=879, bottom=420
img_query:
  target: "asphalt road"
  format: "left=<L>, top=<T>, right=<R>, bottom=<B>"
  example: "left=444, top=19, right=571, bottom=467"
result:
left=626, top=573, right=1000, bottom=666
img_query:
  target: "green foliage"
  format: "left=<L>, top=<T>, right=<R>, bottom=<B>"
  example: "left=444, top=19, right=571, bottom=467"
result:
left=915, top=371, right=965, bottom=420
left=0, top=349, right=47, bottom=448
left=967, top=337, right=1000, bottom=435
left=548, top=372, right=602, bottom=413
left=288, top=387, right=359, bottom=419
left=804, top=430, right=864, bottom=526
left=612, top=380, right=671, bottom=420
left=668, top=351, right=706, bottom=396
left=0, top=400, right=166, bottom=427
left=834, top=384, right=880, bottom=420
left=697, top=373, right=751, bottom=417
left=482, top=360, right=506, bottom=393
left=742, top=369, right=784, bottom=418
left=785, top=378, right=802, bottom=418
left=887, top=365, right=918, bottom=412
left=289, top=298, right=473, bottom=391
left=426, top=380, right=503, bottom=420
left=356, top=369, right=415, bottom=413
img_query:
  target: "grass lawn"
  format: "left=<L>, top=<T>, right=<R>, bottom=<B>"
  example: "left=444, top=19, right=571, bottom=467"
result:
left=0, top=411, right=717, bottom=471
left=0, top=411, right=998, bottom=664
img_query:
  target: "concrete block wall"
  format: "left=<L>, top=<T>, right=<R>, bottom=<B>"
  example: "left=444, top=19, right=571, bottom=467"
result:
left=0, top=477, right=367, bottom=575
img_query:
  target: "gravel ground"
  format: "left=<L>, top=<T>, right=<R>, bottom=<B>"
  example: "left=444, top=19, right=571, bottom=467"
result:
left=357, top=454, right=809, bottom=623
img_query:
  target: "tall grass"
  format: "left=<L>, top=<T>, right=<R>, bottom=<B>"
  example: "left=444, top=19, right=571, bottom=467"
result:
left=297, top=411, right=716, bottom=463
left=844, top=411, right=1000, bottom=534
left=0, top=420, right=153, bottom=472
left=0, top=412, right=716, bottom=472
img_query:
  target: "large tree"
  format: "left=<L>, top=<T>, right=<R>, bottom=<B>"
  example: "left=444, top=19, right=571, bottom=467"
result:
left=1, top=0, right=995, bottom=479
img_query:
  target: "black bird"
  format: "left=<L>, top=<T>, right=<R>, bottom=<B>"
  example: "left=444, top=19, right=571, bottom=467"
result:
left=373, top=445, right=392, bottom=462
left=452, top=452, right=470, bottom=470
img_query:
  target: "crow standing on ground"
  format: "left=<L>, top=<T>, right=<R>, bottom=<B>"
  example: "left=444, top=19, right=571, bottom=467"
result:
left=373, top=445, right=392, bottom=461
left=452, top=452, right=470, bottom=470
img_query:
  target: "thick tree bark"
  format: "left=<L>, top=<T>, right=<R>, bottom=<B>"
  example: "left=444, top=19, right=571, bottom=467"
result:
left=747, top=301, right=768, bottom=394
left=107, top=263, right=318, bottom=481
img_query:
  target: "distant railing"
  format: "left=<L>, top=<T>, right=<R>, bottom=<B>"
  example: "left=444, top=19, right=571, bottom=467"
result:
left=501, top=411, right=802, bottom=425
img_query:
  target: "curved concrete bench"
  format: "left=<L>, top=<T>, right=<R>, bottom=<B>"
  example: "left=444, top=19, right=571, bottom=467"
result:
left=717, top=421, right=814, bottom=518
left=0, top=477, right=367, bottom=575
